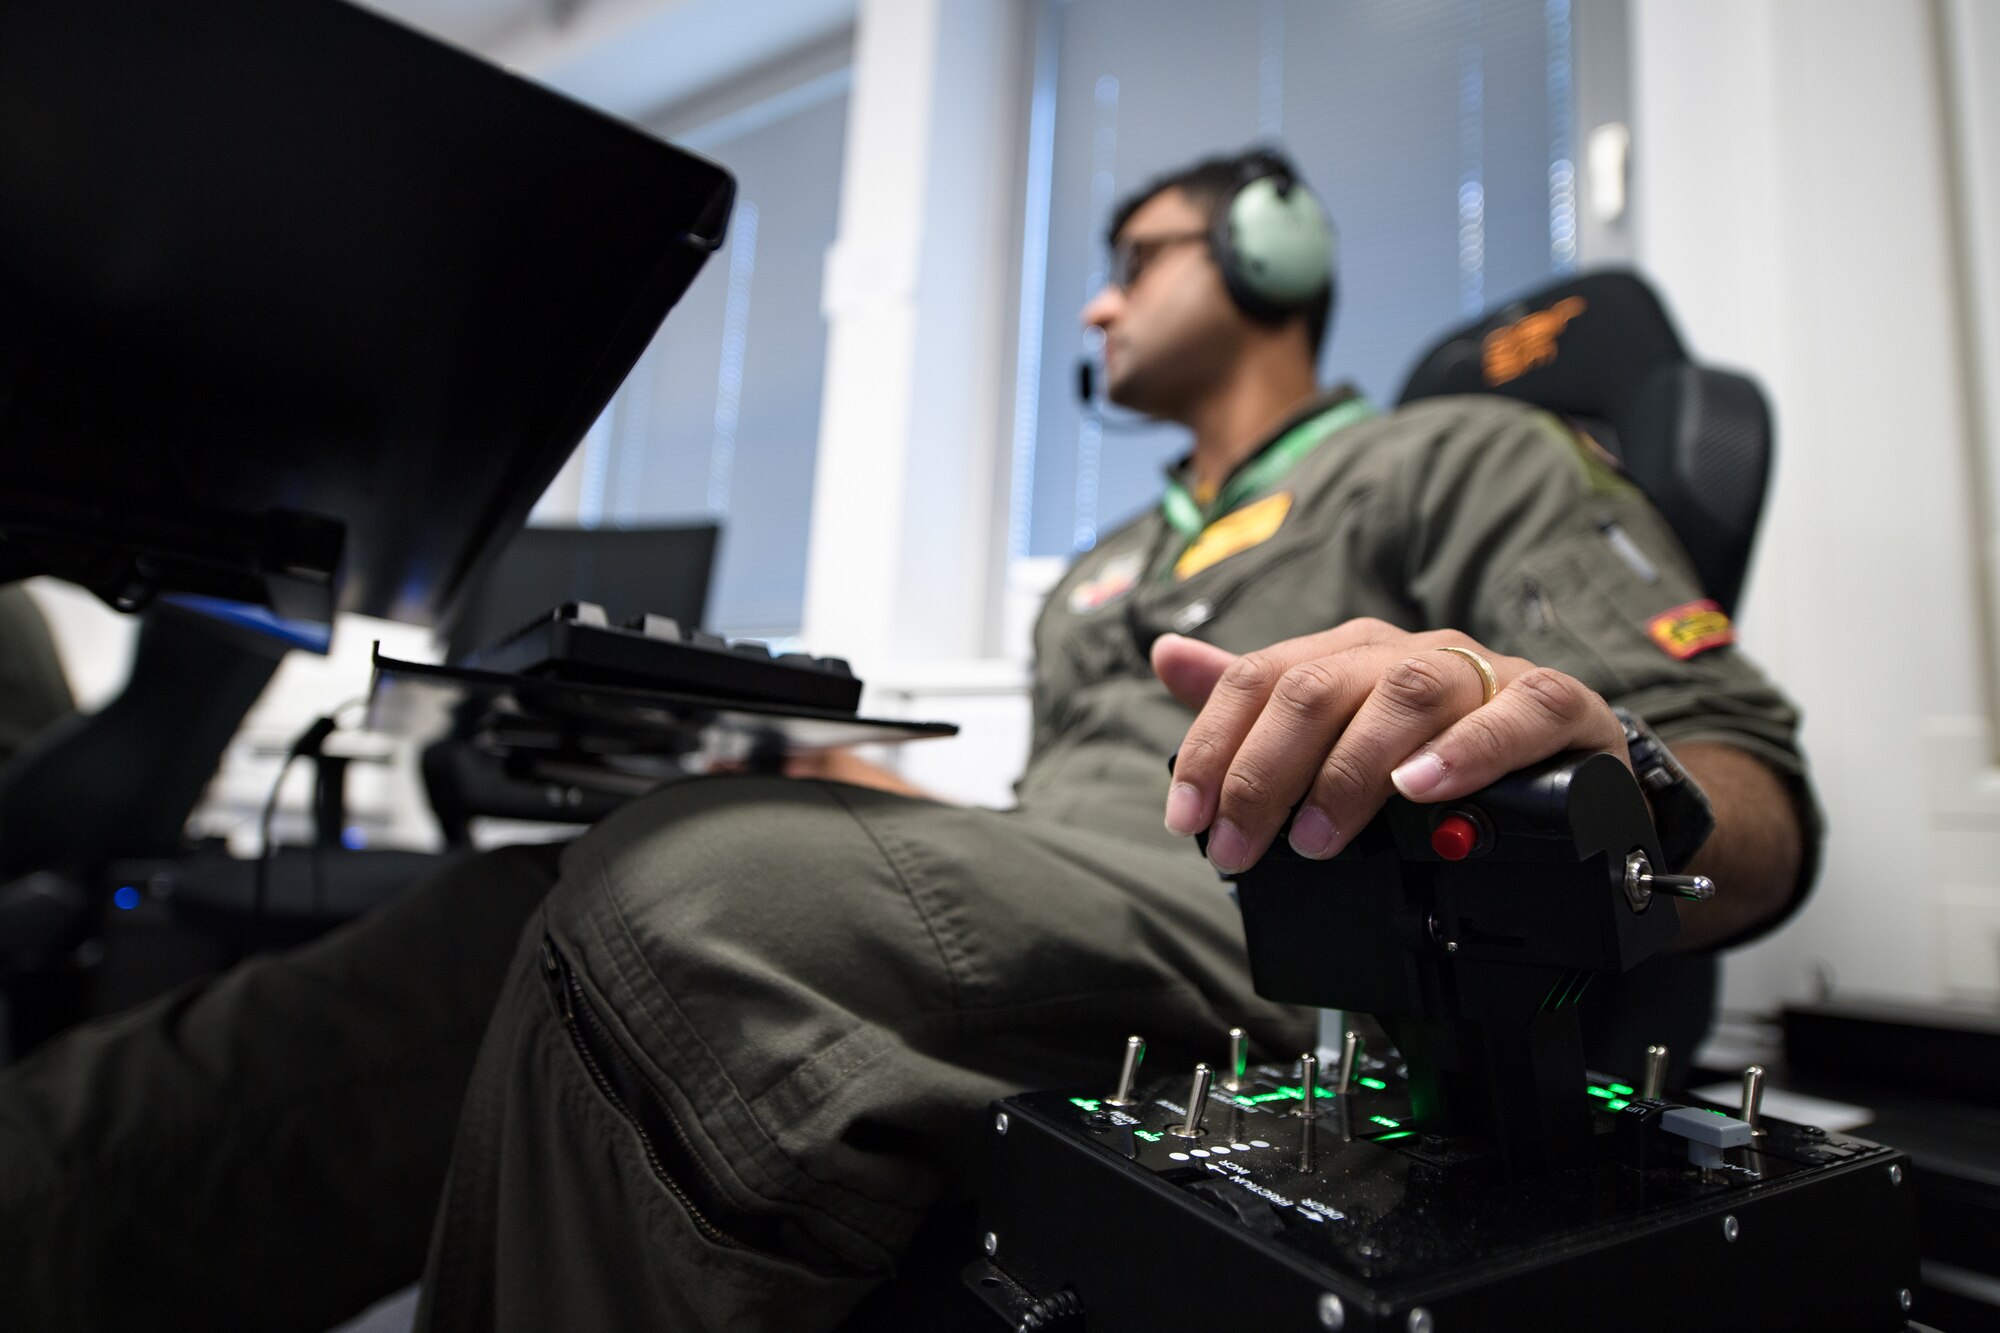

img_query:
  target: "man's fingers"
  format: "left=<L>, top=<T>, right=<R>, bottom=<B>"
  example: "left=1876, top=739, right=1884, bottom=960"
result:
left=1150, top=633, right=1240, bottom=710
left=1163, top=621, right=1398, bottom=838
left=1204, top=654, right=1372, bottom=870
left=1284, top=650, right=1493, bottom=859
left=1387, top=667, right=1625, bottom=803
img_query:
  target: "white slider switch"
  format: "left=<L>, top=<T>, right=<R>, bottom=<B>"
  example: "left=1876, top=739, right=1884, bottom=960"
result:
left=1659, top=1106, right=1753, bottom=1170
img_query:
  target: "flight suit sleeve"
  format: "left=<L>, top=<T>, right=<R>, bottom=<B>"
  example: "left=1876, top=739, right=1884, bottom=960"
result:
left=1378, top=397, right=1823, bottom=944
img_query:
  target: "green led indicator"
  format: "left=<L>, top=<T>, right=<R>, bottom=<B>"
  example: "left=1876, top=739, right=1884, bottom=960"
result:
left=1369, top=1115, right=1401, bottom=1129
left=1708, top=1107, right=1729, bottom=1117
left=1134, top=1129, right=1163, bottom=1142
left=1606, top=1099, right=1631, bottom=1111
left=1374, top=1130, right=1415, bottom=1142
left=1587, top=1086, right=1616, bottom=1100
left=1357, top=1077, right=1387, bottom=1091
left=1608, top=1083, right=1635, bottom=1096
left=1241, top=1084, right=1337, bottom=1106
left=1069, top=1097, right=1102, bottom=1112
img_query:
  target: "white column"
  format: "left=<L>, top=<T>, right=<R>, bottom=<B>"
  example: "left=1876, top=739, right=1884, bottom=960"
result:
left=1631, top=0, right=2000, bottom=1011
left=800, top=0, right=1029, bottom=669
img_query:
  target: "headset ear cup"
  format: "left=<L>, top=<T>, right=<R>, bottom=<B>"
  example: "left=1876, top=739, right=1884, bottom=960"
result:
left=1217, top=172, right=1334, bottom=323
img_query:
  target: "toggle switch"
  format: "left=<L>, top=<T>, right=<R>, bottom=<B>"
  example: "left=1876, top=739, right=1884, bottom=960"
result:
left=1622, top=850, right=1715, bottom=913
left=1740, top=1065, right=1766, bottom=1137
left=1169, top=1064, right=1212, bottom=1140
left=1336, top=1029, right=1360, bottom=1096
left=1640, top=1044, right=1668, bottom=1102
left=1106, top=1035, right=1145, bottom=1107
left=1224, top=1027, right=1249, bottom=1092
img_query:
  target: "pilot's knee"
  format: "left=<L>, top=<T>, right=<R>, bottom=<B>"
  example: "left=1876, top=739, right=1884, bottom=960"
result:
left=542, top=775, right=946, bottom=1022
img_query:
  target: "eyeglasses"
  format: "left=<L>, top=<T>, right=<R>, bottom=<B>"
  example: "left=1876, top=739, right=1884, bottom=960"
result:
left=1108, top=231, right=1209, bottom=293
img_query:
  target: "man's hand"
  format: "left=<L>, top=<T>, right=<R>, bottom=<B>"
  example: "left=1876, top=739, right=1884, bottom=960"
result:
left=781, top=747, right=941, bottom=801
left=1153, top=620, right=1627, bottom=873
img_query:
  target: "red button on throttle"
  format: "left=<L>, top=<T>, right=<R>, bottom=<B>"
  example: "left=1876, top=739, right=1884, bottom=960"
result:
left=1430, top=813, right=1480, bottom=861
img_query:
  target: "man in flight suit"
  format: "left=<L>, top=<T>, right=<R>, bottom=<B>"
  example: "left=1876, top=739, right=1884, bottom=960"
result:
left=0, top=149, right=1814, bottom=1331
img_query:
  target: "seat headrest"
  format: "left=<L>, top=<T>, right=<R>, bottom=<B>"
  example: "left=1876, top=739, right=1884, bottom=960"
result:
left=1397, top=270, right=1686, bottom=419
left=1397, top=270, right=1771, bottom=616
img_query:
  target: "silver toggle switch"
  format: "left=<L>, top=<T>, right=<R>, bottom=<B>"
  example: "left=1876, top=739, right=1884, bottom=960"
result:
left=1169, top=1063, right=1212, bottom=1139
left=1623, top=850, right=1716, bottom=913
left=1740, top=1064, right=1766, bottom=1136
left=1106, top=1035, right=1145, bottom=1107
left=1300, top=1058, right=1319, bottom=1172
left=1336, top=1029, right=1360, bottom=1097
left=1640, top=1044, right=1669, bottom=1102
left=1225, top=1027, right=1249, bottom=1092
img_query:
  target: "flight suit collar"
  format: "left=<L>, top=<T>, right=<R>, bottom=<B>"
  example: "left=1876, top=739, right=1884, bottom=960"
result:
left=1162, top=381, right=1366, bottom=502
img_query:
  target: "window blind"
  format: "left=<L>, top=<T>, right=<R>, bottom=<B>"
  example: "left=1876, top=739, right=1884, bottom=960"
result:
left=1013, top=0, right=1577, bottom=559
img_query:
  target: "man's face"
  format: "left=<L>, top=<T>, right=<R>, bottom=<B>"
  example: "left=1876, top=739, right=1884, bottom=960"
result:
left=1081, top=188, right=1246, bottom=419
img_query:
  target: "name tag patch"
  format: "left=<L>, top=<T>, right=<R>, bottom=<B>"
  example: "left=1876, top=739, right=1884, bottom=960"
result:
left=1174, top=492, right=1293, bottom=581
left=1647, top=598, right=1735, bottom=660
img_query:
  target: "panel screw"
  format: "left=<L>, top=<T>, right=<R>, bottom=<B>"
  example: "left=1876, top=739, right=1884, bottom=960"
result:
left=1317, top=1293, right=1345, bottom=1329
left=994, top=1112, right=1009, bottom=1135
left=1898, top=1289, right=1913, bottom=1312
left=1888, top=1164, right=1903, bottom=1185
left=1407, top=1309, right=1434, bottom=1333
left=982, top=1231, right=999, bottom=1257
left=1722, top=1215, right=1740, bottom=1242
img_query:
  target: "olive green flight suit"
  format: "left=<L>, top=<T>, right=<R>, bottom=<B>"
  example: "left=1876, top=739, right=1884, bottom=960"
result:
left=0, top=393, right=1817, bottom=1331
left=414, top=391, right=1815, bottom=1329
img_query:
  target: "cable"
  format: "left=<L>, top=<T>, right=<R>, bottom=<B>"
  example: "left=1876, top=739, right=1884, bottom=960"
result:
left=253, top=719, right=332, bottom=920
left=251, top=697, right=368, bottom=921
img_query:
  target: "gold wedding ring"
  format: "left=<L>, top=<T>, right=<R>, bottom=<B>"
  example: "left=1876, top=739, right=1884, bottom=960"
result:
left=1434, top=645, right=1498, bottom=705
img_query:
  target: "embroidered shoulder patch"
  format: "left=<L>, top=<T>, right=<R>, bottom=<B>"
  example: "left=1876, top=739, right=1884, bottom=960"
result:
left=1647, top=598, right=1735, bottom=660
left=1068, top=549, right=1144, bottom=614
left=1173, top=492, right=1293, bottom=581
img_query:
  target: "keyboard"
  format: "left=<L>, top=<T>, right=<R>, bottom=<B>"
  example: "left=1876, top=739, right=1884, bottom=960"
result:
left=460, top=602, right=863, bottom=714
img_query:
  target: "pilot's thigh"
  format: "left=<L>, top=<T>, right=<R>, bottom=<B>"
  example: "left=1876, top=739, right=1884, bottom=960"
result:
left=421, top=773, right=1311, bottom=1333
left=0, top=839, right=564, bottom=1333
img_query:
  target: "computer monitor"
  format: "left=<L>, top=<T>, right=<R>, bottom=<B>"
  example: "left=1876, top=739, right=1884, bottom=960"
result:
left=0, top=0, right=734, bottom=631
left=442, top=523, right=721, bottom=664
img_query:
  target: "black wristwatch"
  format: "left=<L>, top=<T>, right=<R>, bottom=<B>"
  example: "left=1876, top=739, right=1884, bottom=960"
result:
left=1611, top=706, right=1715, bottom=873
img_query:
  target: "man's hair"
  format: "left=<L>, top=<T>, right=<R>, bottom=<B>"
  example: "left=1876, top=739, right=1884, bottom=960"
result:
left=1106, top=147, right=1334, bottom=357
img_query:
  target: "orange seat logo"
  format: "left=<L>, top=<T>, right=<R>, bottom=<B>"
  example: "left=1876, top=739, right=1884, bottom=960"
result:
left=1482, top=295, right=1588, bottom=385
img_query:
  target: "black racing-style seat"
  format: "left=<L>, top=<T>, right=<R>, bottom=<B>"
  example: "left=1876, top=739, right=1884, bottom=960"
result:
left=1397, top=269, right=1772, bottom=616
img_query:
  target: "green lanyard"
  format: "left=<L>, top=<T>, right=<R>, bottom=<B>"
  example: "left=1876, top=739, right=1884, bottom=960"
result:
left=1160, top=395, right=1376, bottom=543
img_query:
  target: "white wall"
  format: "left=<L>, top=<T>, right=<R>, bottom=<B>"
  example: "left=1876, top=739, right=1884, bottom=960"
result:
left=1632, top=0, right=2000, bottom=1013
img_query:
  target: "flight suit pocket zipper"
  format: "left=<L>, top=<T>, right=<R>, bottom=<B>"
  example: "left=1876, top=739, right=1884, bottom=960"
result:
left=540, top=934, right=789, bottom=1259
left=1523, top=577, right=1557, bottom=632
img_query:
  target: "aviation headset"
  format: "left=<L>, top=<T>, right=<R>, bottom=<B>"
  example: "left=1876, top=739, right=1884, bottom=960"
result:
left=1079, top=152, right=1337, bottom=413
left=1207, top=152, right=1337, bottom=325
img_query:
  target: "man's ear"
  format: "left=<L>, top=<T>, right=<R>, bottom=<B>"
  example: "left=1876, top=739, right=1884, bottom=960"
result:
left=1151, top=633, right=1239, bottom=709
